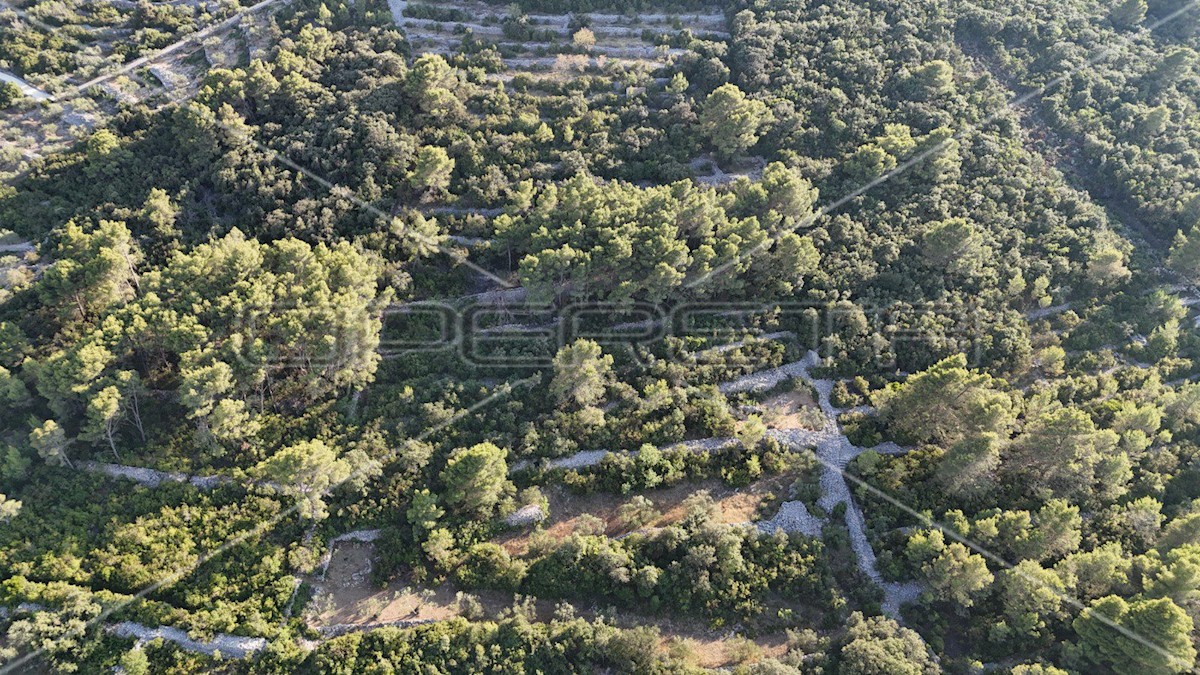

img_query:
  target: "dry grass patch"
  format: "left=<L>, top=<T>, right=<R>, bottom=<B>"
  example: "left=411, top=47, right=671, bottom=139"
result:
left=662, top=631, right=789, bottom=668
left=312, top=548, right=517, bottom=626
left=761, top=390, right=823, bottom=430
left=497, top=474, right=795, bottom=555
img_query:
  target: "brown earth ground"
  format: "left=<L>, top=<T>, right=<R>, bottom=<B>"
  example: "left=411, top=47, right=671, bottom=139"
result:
left=496, top=475, right=795, bottom=556
left=760, top=390, right=824, bottom=430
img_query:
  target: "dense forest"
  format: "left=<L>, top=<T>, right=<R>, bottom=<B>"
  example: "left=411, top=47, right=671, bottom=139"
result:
left=2, top=0, right=1200, bottom=671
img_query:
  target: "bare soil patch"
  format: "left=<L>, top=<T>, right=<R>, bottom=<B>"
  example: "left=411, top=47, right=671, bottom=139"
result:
left=496, top=475, right=794, bottom=555
left=761, top=390, right=822, bottom=430
left=313, top=541, right=383, bottom=624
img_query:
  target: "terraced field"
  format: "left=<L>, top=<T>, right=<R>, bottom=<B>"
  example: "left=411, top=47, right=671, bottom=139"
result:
left=0, top=0, right=280, bottom=177
left=391, top=0, right=725, bottom=81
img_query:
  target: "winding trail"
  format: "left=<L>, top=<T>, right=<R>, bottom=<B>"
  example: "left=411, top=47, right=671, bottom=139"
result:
left=0, top=605, right=266, bottom=658
left=1025, top=302, right=1072, bottom=321
left=727, top=351, right=919, bottom=616
left=513, top=350, right=922, bottom=617
left=705, top=331, right=794, bottom=355
left=718, top=358, right=811, bottom=395
left=75, top=354, right=917, bottom=661
left=790, top=354, right=920, bottom=615
left=110, top=622, right=265, bottom=658
left=78, top=460, right=230, bottom=490
left=76, top=460, right=283, bottom=492
left=387, top=0, right=407, bottom=28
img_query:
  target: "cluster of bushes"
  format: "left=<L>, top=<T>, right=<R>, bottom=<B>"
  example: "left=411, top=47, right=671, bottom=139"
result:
left=556, top=437, right=809, bottom=493
left=0, top=469, right=300, bottom=639
left=293, top=615, right=695, bottom=673
left=0, top=0, right=252, bottom=88
left=957, top=0, right=1200, bottom=236
left=453, top=504, right=833, bottom=627
left=852, top=347, right=1200, bottom=669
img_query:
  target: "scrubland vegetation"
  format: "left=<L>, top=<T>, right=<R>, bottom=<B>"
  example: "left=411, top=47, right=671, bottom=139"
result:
left=3, top=0, right=1200, bottom=672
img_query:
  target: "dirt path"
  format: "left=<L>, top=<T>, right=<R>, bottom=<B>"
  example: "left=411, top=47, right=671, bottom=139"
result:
left=0, top=70, right=49, bottom=101
left=110, top=622, right=265, bottom=658
left=750, top=351, right=920, bottom=617
left=1026, top=302, right=1072, bottom=320
left=0, top=240, right=35, bottom=254
left=718, top=358, right=812, bottom=394
left=72, top=0, right=289, bottom=93
left=387, top=0, right=407, bottom=27
left=509, top=351, right=920, bottom=617
left=78, top=460, right=230, bottom=489
left=76, top=460, right=282, bottom=491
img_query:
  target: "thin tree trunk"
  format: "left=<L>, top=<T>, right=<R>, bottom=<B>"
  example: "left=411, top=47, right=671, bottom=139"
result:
left=107, top=425, right=120, bottom=460
left=130, top=392, right=146, bottom=442
left=72, top=292, right=88, bottom=321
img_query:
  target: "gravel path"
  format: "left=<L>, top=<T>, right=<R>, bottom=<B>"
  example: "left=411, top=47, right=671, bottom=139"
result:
left=510, top=449, right=614, bottom=472
left=79, top=460, right=230, bottom=490
left=666, top=437, right=737, bottom=453
left=0, top=241, right=35, bottom=253
left=840, top=404, right=876, bottom=416
left=608, top=317, right=662, bottom=331
left=461, top=286, right=526, bottom=306
left=77, top=461, right=287, bottom=493
left=690, top=351, right=923, bottom=615
left=703, top=331, right=795, bottom=355
left=387, top=0, right=407, bottom=27
left=110, top=622, right=265, bottom=658
left=426, top=206, right=504, bottom=217
left=1025, top=302, right=1071, bottom=320
left=0, top=70, right=50, bottom=101
left=872, top=441, right=909, bottom=455
left=718, top=353, right=817, bottom=394
left=477, top=319, right=557, bottom=334
left=751, top=350, right=919, bottom=618
left=756, top=501, right=822, bottom=537
left=446, top=234, right=488, bottom=246
left=330, top=529, right=382, bottom=543
left=545, top=448, right=613, bottom=469
left=510, top=437, right=747, bottom=473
